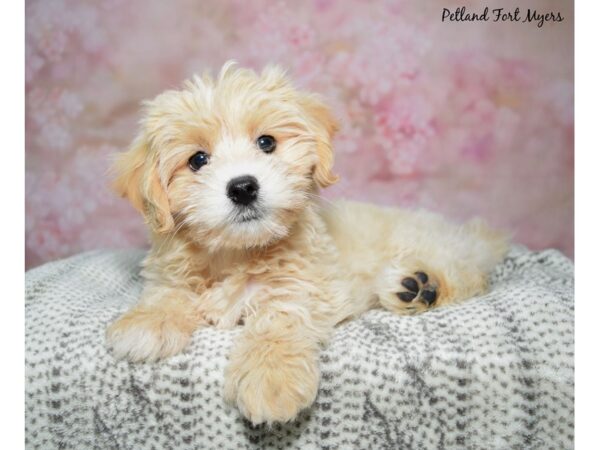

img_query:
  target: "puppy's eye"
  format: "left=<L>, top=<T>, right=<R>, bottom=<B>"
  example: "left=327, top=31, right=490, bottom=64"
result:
left=256, top=135, right=276, bottom=153
left=188, top=151, right=209, bottom=171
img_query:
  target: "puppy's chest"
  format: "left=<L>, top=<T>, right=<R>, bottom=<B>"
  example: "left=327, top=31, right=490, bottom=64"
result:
left=202, top=277, right=266, bottom=329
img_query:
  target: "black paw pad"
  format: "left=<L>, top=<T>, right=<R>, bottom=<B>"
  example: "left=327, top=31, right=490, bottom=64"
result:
left=396, top=271, right=438, bottom=307
left=415, top=271, right=428, bottom=284
left=421, top=288, right=438, bottom=306
left=398, top=291, right=417, bottom=302
left=401, top=277, right=419, bottom=293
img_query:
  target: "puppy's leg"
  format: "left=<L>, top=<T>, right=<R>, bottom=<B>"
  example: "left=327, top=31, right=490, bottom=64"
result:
left=376, top=219, right=509, bottom=315
left=106, top=286, right=204, bottom=362
left=376, top=255, right=461, bottom=315
left=224, top=297, right=330, bottom=425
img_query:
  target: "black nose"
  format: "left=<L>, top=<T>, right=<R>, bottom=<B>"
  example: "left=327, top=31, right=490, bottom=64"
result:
left=227, top=175, right=259, bottom=206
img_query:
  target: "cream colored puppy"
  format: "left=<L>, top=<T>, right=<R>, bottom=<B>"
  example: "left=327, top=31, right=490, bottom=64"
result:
left=106, top=62, right=508, bottom=425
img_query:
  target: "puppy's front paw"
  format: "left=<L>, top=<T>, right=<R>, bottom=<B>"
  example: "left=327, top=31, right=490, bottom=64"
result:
left=224, top=344, right=320, bottom=425
left=106, top=305, right=197, bottom=362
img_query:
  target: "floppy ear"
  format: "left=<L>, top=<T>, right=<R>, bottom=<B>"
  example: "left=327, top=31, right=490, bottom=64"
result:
left=111, top=133, right=174, bottom=233
left=298, top=94, right=340, bottom=188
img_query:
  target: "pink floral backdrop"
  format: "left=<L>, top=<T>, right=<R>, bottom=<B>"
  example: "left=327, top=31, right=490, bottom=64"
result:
left=25, top=0, right=574, bottom=268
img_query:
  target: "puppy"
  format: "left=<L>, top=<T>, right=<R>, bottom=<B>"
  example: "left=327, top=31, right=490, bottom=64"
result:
left=106, top=62, right=508, bottom=425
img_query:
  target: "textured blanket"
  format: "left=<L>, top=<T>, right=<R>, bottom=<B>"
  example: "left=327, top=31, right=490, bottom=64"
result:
left=25, top=246, right=574, bottom=449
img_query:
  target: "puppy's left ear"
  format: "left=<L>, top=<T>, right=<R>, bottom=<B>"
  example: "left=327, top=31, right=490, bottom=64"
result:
left=299, top=94, right=340, bottom=188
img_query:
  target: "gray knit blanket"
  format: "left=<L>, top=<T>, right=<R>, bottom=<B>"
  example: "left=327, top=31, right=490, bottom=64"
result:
left=25, top=246, right=574, bottom=450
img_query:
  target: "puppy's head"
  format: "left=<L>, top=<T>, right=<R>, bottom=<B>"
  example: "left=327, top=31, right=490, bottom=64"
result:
left=113, top=62, right=338, bottom=251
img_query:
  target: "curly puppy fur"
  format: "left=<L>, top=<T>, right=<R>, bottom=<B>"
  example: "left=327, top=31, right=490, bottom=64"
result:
left=106, top=62, right=508, bottom=425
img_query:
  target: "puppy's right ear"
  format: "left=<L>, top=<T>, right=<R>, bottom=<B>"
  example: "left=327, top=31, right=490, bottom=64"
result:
left=111, top=133, right=174, bottom=233
left=112, top=134, right=146, bottom=215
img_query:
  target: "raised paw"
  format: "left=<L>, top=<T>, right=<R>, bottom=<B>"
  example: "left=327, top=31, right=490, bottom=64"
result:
left=397, top=271, right=439, bottom=307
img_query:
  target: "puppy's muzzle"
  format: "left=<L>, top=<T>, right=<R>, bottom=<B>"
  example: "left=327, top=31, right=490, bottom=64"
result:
left=227, top=175, right=259, bottom=206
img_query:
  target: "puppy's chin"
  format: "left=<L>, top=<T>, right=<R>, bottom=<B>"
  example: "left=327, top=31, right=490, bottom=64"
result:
left=202, top=213, right=292, bottom=253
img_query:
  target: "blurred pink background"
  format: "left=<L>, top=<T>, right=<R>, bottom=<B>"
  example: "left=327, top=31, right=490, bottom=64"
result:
left=25, top=0, right=573, bottom=269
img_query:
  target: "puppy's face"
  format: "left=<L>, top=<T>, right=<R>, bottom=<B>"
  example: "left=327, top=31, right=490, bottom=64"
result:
left=113, top=63, right=338, bottom=251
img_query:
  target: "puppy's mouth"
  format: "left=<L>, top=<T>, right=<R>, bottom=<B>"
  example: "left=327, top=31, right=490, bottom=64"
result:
left=230, top=206, right=264, bottom=224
